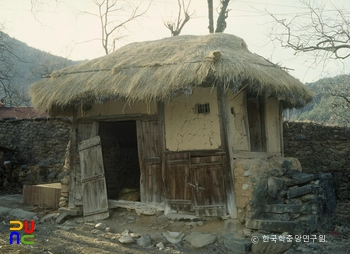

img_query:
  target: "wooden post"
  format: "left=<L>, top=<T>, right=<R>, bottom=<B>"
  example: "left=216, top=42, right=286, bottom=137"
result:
left=217, top=85, right=237, bottom=219
left=68, top=109, right=78, bottom=208
left=157, top=101, right=167, bottom=202
left=279, top=101, right=284, bottom=156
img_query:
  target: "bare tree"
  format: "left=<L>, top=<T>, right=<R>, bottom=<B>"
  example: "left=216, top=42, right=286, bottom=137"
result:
left=207, top=0, right=231, bottom=33
left=164, top=0, right=194, bottom=37
left=0, top=30, right=30, bottom=107
left=89, top=0, right=152, bottom=55
left=269, top=1, right=350, bottom=125
left=269, top=0, right=350, bottom=60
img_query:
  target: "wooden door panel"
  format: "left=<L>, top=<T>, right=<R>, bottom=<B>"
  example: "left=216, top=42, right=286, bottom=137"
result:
left=167, top=161, right=192, bottom=211
left=137, top=120, right=163, bottom=203
left=79, top=136, right=109, bottom=222
left=190, top=156, right=226, bottom=217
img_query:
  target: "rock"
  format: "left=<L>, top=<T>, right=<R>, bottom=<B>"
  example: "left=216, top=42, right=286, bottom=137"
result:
left=246, top=219, right=299, bottom=234
left=95, top=222, right=106, bottom=230
left=21, top=165, right=28, bottom=170
left=156, top=242, right=165, bottom=250
left=224, top=236, right=252, bottom=253
left=287, top=185, right=318, bottom=198
left=163, top=231, right=184, bottom=244
left=91, top=229, right=101, bottom=234
left=119, top=235, right=134, bottom=244
left=157, top=215, right=168, bottom=224
left=137, top=234, right=152, bottom=247
left=224, top=219, right=243, bottom=233
left=264, top=204, right=311, bottom=214
left=59, top=201, right=67, bottom=207
left=56, top=212, right=69, bottom=224
left=40, top=213, right=60, bottom=223
left=58, top=207, right=83, bottom=216
left=251, top=235, right=292, bottom=254
left=197, top=221, right=204, bottom=226
left=155, top=210, right=163, bottom=216
left=184, top=232, right=216, bottom=248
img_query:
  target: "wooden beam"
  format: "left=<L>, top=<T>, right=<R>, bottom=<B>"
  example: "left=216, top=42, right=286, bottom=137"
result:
left=279, top=101, right=284, bottom=156
left=217, top=85, right=238, bottom=219
left=68, top=108, right=78, bottom=209
left=90, top=121, right=99, bottom=137
left=77, top=114, right=157, bottom=123
left=157, top=101, right=167, bottom=202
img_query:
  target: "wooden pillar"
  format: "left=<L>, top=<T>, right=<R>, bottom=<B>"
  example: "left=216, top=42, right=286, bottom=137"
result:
left=217, top=85, right=238, bottom=219
left=157, top=101, right=167, bottom=201
left=68, top=109, right=78, bottom=208
left=279, top=101, right=284, bottom=156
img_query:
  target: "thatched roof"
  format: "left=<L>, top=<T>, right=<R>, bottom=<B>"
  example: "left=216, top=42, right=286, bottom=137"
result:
left=29, top=33, right=313, bottom=114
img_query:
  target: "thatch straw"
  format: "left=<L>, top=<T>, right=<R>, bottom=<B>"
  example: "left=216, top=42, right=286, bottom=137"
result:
left=29, top=33, right=313, bottom=114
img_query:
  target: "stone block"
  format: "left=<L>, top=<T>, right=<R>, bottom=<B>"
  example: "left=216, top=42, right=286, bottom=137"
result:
left=58, top=207, right=82, bottom=216
left=268, top=177, right=287, bottom=197
left=264, top=204, right=311, bottom=214
left=224, top=237, right=252, bottom=253
left=251, top=235, right=292, bottom=254
left=246, top=219, right=299, bottom=234
left=287, top=185, right=317, bottom=198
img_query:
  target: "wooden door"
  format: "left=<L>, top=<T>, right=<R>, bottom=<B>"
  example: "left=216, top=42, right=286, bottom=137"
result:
left=137, top=120, right=163, bottom=203
left=247, top=98, right=266, bottom=152
left=166, top=152, right=192, bottom=211
left=190, top=155, right=226, bottom=216
left=78, top=136, right=109, bottom=222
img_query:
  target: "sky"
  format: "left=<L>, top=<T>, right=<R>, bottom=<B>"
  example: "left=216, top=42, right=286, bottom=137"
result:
left=1, top=0, right=349, bottom=83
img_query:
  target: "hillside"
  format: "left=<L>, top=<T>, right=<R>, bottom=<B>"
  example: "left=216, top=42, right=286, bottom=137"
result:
left=0, top=32, right=80, bottom=106
left=286, top=74, right=350, bottom=126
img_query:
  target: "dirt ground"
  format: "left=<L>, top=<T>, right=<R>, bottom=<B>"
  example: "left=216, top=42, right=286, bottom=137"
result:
left=0, top=193, right=349, bottom=254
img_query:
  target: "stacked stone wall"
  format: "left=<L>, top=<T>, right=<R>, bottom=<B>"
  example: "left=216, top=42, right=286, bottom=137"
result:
left=0, top=118, right=70, bottom=189
left=283, top=121, right=350, bottom=223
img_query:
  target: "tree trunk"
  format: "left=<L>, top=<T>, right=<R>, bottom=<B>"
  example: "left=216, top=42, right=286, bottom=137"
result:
left=207, top=0, right=214, bottom=33
left=215, top=0, right=230, bottom=33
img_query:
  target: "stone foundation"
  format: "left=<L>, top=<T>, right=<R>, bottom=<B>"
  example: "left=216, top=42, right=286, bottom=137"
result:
left=234, top=156, right=335, bottom=234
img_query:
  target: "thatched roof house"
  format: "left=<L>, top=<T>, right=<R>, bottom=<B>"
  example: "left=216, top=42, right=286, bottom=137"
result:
left=30, top=33, right=312, bottom=222
left=30, top=33, right=312, bottom=114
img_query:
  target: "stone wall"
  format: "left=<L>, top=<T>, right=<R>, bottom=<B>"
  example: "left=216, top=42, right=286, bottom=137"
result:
left=0, top=118, right=71, bottom=189
left=283, top=121, right=350, bottom=223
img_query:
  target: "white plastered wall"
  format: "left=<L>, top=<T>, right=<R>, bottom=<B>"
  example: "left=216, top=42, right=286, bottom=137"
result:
left=164, top=87, right=221, bottom=151
left=77, top=100, right=157, bottom=118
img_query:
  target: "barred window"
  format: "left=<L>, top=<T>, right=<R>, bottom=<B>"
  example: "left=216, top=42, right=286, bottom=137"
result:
left=194, top=103, right=210, bottom=114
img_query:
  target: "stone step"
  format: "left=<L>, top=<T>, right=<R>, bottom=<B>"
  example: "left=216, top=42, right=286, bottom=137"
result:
left=245, top=219, right=299, bottom=234
left=264, top=204, right=311, bottom=214
left=287, top=184, right=319, bottom=198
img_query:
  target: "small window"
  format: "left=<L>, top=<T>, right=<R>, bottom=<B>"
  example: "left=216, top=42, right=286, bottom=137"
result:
left=194, top=103, right=210, bottom=114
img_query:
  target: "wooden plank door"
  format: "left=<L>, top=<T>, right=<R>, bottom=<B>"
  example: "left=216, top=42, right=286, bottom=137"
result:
left=136, top=120, right=163, bottom=203
left=166, top=152, right=192, bottom=212
left=78, top=135, right=109, bottom=222
left=190, top=155, right=226, bottom=217
left=247, top=98, right=266, bottom=152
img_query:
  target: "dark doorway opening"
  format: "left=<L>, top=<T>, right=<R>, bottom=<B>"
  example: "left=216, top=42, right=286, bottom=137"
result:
left=99, top=121, right=140, bottom=201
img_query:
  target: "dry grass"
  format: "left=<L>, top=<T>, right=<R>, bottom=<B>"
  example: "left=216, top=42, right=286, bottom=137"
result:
left=29, top=33, right=313, bottom=115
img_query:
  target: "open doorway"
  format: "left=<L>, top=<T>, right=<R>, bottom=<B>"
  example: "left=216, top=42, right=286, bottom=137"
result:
left=99, top=121, right=140, bottom=201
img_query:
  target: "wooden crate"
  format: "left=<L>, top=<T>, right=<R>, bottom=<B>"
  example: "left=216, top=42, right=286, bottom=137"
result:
left=23, top=183, right=61, bottom=209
